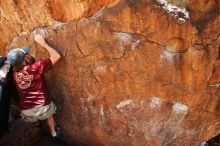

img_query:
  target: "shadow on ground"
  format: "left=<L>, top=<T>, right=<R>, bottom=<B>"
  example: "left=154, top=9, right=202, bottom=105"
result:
left=0, top=119, right=78, bottom=146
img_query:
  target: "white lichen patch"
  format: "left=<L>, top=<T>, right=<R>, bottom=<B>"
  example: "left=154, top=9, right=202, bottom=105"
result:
left=116, top=32, right=133, bottom=42
left=51, top=21, right=67, bottom=30
left=116, top=99, right=133, bottom=109
left=115, top=32, right=140, bottom=50
left=161, top=50, right=175, bottom=61
left=33, top=28, right=50, bottom=38
left=94, top=65, right=107, bottom=73
left=156, top=0, right=189, bottom=22
left=150, top=97, right=161, bottom=108
left=131, top=39, right=140, bottom=50
left=172, top=102, right=188, bottom=115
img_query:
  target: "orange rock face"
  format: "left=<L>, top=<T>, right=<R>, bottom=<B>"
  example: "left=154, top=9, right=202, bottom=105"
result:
left=0, top=0, right=113, bottom=50
left=1, top=0, right=220, bottom=146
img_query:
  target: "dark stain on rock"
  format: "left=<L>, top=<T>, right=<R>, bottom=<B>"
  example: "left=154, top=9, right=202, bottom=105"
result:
left=217, top=45, right=220, bottom=60
left=188, top=6, right=219, bottom=32
left=190, top=21, right=206, bottom=32
left=13, top=0, right=18, bottom=5
left=128, top=0, right=137, bottom=9
left=215, top=95, right=220, bottom=112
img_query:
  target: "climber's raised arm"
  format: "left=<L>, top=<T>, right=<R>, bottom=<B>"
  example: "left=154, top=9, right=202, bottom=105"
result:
left=34, top=34, right=61, bottom=65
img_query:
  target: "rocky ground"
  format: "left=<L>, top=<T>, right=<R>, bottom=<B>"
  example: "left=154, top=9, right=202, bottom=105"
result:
left=0, top=119, right=77, bottom=146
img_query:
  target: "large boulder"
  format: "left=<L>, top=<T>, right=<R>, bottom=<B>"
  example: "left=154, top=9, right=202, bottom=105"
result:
left=1, top=0, right=220, bottom=146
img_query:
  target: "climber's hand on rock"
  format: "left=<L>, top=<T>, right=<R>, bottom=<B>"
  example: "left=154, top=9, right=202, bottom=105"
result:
left=34, top=34, right=47, bottom=46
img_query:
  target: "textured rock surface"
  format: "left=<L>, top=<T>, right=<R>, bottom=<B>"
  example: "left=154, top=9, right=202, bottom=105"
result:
left=0, top=0, right=113, bottom=51
left=1, top=0, right=220, bottom=146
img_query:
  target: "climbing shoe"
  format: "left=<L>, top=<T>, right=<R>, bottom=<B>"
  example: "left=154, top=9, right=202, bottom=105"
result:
left=52, top=124, right=62, bottom=140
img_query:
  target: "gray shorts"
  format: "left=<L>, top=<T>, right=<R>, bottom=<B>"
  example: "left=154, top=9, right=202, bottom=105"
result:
left=21, top=102, right=57, bottom=122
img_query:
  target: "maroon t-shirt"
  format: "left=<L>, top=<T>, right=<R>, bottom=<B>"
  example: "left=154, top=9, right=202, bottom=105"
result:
left=13, top=58, right=53, bottom=110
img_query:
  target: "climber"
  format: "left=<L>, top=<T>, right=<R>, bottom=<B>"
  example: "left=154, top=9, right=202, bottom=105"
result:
left=7, top=33, right=62, bottom=139
left=0, top=56, right=14, bottom=138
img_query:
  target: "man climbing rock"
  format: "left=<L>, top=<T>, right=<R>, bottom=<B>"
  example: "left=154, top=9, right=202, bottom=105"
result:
left=7, top=33, right=61, bottom=139
left=0, top=56, right=13, bottom=138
